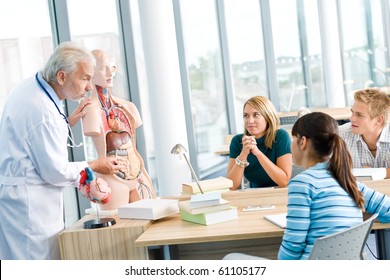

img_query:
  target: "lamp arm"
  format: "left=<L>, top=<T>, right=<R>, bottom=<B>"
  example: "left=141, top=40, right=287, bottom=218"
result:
left=183, top=154, right=204, bottom=194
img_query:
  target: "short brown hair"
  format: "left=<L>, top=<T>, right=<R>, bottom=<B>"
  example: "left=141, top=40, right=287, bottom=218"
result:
left=354, top=88, right=390, bottom=126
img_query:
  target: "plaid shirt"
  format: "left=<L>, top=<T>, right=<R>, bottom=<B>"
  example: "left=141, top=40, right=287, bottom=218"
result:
left=339, top=122, right=390, bottom=168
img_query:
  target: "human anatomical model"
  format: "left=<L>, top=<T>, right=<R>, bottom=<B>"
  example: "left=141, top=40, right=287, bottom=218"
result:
left=82, top=50, right=156, bottom=210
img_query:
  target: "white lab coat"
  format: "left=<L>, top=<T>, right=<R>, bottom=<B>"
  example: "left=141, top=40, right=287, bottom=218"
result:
left=0, top=73, right=88, bottom=259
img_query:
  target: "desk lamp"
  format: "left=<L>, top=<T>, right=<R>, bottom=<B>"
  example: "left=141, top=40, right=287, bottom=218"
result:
left=171, top=143, right=222, bottom=209
left=171, top=143, right=204, bottom=194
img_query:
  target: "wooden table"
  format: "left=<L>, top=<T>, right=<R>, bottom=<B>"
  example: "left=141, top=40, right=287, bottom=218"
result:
left=135, top=188, right=287, bottom=247
left=58, top=180, right=390, bottom=260
left=135, top=180, right=390, bottom=260
left=277, top=106, right=351, bottom=121
left=58, top=214, right=152, bottom=260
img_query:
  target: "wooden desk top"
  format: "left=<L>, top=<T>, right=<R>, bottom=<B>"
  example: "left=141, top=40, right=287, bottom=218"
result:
left=215, top=135, right=234, bottom=155
left=214, top=145, right=230, bottom=155
left=135, top=205, right=286, bottom=247
left=135, top=180, right=390, bottom=247
left=61, top=214, right=152, bottom=232
left=278, top=106, right=351, bottom=120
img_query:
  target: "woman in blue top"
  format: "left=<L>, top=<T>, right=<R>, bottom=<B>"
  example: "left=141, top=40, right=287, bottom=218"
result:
left=227, top=96, right=292, bottom=189
left=279, top=112, right=390, bottom=260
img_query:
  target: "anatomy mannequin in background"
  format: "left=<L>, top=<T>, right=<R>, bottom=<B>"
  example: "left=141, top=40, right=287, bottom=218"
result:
left=82, top=49, right=156, bottom=210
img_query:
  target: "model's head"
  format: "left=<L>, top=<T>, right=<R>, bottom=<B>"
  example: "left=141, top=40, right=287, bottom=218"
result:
left=91, top=49, right=116, bottom=89
left=353, top=88, right=390, bottom=127
left=42, top=42, right=95, bottom=101
left=243, top=96, right=279, bottom=148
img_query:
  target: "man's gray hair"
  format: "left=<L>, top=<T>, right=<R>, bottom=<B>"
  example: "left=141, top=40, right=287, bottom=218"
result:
left=42, top=41, right=95, bottom=83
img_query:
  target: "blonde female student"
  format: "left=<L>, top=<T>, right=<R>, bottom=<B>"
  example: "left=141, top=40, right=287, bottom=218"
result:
left=227, top=96, right=292, bottom=189
left=278, top=112, right=390, bottom=260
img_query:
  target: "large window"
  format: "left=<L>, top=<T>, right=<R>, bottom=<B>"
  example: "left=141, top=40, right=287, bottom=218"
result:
left=339, top=0, right=372, bottom=93
left=0, top=0, right=53, bottom=121
left=127, top=0, right=159, bottom=191
left=66, top=0, right=133, bottom=215
left=270, top=0, right=306, bottom=111
left=269, top=0, right=325, bottom=111
left=370, top=0, right=389, bottom=87
left=67, top=0, right=125, bottom=162
left=224, top=0, right=266, bottom=130
left=338, top=0, right=390, bottom=104
left=302, top=0, right=326, bottom=108
left=179, top=0, right=229, bottom=177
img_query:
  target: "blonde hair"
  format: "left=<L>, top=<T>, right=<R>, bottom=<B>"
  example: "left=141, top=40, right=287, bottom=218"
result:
left=354, top=89, right=390, bottom=127
left=243, top=96, right=280, bottom=149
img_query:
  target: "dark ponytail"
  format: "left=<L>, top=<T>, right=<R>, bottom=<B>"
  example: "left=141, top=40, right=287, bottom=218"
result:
left=292, top=112, right=365, bottom=210
left=328, top=134, right=365, bottom=210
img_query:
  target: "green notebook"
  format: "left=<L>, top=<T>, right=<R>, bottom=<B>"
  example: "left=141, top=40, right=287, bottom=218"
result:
left=180, top=207, right=238, bottom=225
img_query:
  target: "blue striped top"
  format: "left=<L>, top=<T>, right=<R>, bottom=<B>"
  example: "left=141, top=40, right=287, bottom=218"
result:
left=278, top=161, right=390, bottom=260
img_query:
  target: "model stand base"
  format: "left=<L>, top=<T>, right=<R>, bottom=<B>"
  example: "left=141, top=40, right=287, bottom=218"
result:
left=83, top=217, right=116, bottom=229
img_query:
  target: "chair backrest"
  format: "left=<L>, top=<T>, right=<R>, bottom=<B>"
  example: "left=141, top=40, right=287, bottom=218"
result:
left=308, top=213, right=378, bottom=260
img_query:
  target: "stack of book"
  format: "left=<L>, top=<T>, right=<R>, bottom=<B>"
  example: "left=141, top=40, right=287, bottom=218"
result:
left=118, top=198, right=179, bottom=220
left=179, top=192, right=238, bottom=225
left=181, top=176, right=233, bottom=195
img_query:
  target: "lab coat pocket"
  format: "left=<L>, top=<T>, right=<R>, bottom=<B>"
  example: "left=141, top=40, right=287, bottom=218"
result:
left=27, top=185, right=64, bottom=235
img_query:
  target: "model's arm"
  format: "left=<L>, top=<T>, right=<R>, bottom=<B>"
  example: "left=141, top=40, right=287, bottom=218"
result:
left=82, top=97, right=102, bottom=136
left=68, top=97, right=91, bottom=127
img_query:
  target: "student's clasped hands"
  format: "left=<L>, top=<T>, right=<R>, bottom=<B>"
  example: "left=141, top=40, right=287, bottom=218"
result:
left=242, top=135, right=258, bottom=154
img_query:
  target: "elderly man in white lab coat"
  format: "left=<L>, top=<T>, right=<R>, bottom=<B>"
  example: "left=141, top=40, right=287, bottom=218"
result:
left=0, top=42, right=121, bottom=260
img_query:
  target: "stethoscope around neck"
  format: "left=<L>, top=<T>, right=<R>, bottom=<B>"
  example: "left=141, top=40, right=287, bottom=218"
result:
left=35, top=72, right=83, bottom=148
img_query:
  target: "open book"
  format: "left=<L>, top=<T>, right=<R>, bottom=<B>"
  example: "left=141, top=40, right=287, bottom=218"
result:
left=264, top=213, right=287, bottom=229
